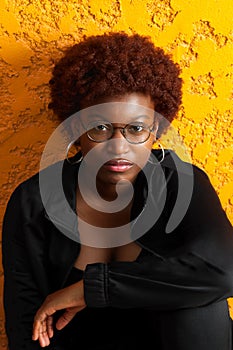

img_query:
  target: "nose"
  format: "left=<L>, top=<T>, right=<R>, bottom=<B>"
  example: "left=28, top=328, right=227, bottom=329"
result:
left=106, top=128, right=129, bottom=155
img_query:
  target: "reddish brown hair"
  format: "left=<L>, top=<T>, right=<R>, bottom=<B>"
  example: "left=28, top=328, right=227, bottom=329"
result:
left=49, top=32, right=182, bottom=137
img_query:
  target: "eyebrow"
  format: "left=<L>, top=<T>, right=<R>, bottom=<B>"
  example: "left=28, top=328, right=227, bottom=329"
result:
left=134, top=115, right=152, bottom=121
left=85, top=114, right=107, bottom=122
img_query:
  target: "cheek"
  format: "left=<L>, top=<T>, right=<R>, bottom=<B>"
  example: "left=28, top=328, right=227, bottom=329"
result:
left=130, top=144, right=153, bottom=169
left=81, top=145, right=93, bottom=156
left=79, top=136, right=96, bottom=156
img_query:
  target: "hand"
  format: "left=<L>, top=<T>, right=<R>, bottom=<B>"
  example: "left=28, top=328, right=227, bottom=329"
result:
left=32, top=280, right=86, bottom=347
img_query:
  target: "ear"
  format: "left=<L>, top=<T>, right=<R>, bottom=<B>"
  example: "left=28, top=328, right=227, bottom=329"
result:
left=151, top=133, right=157, bottom=149
left=152, top=119, right=159, bottom=138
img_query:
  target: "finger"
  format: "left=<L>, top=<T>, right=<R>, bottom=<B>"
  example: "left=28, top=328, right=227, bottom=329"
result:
left=47, top=315, right=54, bottom=338
left=56, top=306, right=85, bottom=330
left=33, top=307, right=55, bottom=340
left=32, top=319, right=41, bottom=341
left=38, top=321, right=51, bottom=348
left=56, top=308, right=77, bottom=330
left=32, top=319, right=43, bottom=341
left=38, top=331, right=51, bottom=348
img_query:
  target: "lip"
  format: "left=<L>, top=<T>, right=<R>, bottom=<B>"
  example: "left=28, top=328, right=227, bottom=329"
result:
left=103, top=159, right=134, bottom=172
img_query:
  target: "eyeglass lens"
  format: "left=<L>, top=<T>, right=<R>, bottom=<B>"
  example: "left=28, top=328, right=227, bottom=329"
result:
left=87, top=122, right=152, bottom=143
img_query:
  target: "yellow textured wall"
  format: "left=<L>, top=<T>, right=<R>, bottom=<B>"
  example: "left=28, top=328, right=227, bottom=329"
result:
left=0, top=0, right=232, bottom=348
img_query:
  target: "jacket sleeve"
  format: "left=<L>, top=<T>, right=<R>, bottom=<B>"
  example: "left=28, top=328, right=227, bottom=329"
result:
left=83, top=167, right=233, bottom=310
left=2, top=185, right=55, bottom=350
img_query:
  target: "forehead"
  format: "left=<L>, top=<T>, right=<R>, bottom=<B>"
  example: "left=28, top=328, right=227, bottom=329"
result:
left=79, top=101, right=155, bottom=125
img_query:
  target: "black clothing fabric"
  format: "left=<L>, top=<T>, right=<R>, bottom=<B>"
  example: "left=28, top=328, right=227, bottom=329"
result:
left=57, top=267, right=232, bottom=350
left=59, top=265, right=157, bottom=350
left=2, top=149, right=233, bottom=350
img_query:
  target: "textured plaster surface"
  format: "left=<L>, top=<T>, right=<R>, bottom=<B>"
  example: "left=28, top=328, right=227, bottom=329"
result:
left=0, top=0, right=233, bottom=347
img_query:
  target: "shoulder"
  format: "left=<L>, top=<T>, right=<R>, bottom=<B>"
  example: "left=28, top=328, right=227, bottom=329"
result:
left=154, top=149, right=208, bottom=178
left=152, top=149, right=229, bottom=231
left=12, top=158, right=76, bottom=193
left=163, top=151, right=231, bottom=227
left=5, top=159, right=74, bottom=212
left=162, top=149, right=221, bottom=198
left=152, top=149, right=211, bottom=193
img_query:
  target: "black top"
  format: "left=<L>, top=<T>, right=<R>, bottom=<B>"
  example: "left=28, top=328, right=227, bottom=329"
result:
left=2, top=150, right=233, bottom=350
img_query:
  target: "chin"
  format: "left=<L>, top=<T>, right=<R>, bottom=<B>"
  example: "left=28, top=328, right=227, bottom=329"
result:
left=98, top=168, right=139, bottom=185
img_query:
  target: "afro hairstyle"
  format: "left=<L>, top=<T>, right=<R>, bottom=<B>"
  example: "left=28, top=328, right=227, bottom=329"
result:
left=49, top=32, right=183, bottom=137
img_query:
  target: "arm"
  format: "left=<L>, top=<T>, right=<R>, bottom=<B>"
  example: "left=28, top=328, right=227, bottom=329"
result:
left=2, top=185, right=52, bottom=350
left=84, top=248, right=233, bottom=310
left=32, top=166, right=233, bottom=344
left=33, top=281, right=86, bottom=347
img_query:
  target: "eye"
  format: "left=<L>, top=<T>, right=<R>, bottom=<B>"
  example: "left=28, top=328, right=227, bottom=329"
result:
left=127, top=124, right=145, bottom=133
left=94, top=124, right=111, bottom=132
left=87, top=121, right=111, bottom=132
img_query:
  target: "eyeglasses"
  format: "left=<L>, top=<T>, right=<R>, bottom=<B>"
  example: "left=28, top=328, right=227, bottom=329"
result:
left=86, top=121, right=155, bottom=144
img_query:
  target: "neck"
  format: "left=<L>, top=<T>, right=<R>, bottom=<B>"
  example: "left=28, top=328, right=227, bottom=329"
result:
left=77, top=173, right=134, bottom=214
left=96, top=179, right=133, bottom=202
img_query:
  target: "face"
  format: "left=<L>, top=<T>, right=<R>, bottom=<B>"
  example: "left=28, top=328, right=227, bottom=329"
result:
left=78, top=93, right=157, bottom=187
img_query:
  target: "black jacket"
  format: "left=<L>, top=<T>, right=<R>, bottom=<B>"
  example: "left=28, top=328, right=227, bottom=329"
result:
left=2, top=150, right=233, bottom=350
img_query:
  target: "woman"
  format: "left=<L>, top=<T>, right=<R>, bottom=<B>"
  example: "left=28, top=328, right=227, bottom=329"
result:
left=2, top=32, right=233, bottom=350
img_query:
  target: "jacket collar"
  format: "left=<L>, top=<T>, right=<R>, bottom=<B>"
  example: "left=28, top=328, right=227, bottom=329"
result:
left=42, top=149, right=193, bottom=250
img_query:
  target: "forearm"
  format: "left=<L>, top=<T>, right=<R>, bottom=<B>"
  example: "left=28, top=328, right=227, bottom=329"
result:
left=83, top=252, right=233, bottom=310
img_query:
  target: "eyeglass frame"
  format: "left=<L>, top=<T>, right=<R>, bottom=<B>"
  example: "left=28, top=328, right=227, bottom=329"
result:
left=85, top=119, right=156, bottom=144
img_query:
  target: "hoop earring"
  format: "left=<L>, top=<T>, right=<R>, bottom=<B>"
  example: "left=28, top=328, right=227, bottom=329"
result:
left=148, top=142, right=165, bottom=164
left=66, top=140, right=83, bottom=165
